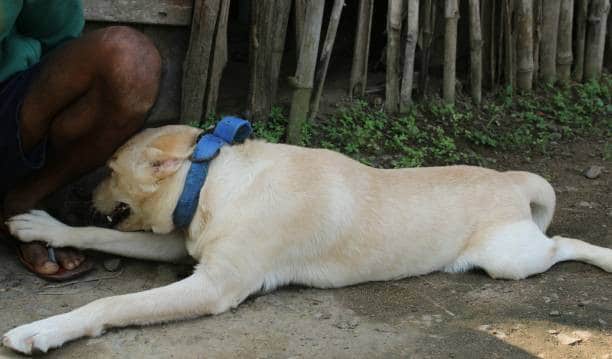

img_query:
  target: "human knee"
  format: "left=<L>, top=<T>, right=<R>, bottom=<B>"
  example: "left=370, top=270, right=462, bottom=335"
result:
left=96, top=26, right=162, bottom=118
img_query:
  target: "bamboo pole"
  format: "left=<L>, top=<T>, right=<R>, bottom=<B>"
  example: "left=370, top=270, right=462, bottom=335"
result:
left=287, top=1, right=324, bottom=144
left=516, top=0, right=534, bottom=91
left=310, top=0, right=345, bottom=121
left=400, top=0, right=419, bottom=111
left=419, top=0, right=436, bottom=95
left=444, top=0, right=459, bottom=104
left=574, top=0, right=589, bottom=81
left=349, top=0, right=374, bottom=97
left=468, top=0, right=482, bottom=104
left=540, top=0, right=561, bottom=83
left=584, top=0, right=611, bottom=80
left=557, top=0, right=574, bottom=82
left=386, top=0, right=403, bottom=112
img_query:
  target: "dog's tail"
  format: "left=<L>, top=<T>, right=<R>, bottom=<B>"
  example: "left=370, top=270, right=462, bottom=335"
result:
left=507, top=171, right=556, bottom=232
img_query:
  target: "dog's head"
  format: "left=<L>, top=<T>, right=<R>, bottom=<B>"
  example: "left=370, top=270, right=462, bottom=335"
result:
left=93, top=125, right=202, bottom=233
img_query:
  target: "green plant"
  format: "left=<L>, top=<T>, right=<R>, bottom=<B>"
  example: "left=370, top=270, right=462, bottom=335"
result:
left=194, top=75, right=610, bottom=169
left=252, top=106, right=288, bottom=143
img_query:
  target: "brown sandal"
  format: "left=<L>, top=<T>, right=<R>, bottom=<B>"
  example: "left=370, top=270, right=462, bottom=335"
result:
left=16, top=244, right=95, bottom=282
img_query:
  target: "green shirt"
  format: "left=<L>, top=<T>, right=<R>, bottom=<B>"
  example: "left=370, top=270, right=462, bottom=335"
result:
left=0, top=0, right=84, bottom=82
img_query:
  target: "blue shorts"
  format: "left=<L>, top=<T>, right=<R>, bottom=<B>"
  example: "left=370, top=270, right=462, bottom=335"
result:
left=0, top=64, right=45, bottom=196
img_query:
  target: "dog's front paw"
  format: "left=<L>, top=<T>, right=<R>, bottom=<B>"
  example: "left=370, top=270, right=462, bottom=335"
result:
left=2, top=317, right=70, bottom=355
left=6, top=210, right=72, bottom=247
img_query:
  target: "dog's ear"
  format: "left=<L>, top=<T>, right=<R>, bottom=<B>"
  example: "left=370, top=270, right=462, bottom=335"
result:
left=145, top=130, right=199, bottom=179
left=145, top=148, right=183, bottom=179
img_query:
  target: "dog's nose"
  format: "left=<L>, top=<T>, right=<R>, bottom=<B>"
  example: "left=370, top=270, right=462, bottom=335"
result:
left=90, top=202, right=131, bottom=228
left=90, top=208, right=114, bottom=228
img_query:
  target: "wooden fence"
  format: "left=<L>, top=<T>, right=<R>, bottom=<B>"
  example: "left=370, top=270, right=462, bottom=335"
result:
left=84, top=0, right=612, bottom=144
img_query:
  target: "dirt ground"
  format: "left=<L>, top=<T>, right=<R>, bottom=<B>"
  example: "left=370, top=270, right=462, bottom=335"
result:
left=1, top=133, right=611, bottom=358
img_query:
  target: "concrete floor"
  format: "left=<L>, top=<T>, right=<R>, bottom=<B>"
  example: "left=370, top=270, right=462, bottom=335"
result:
left=1, top=142, right=610, bottom=359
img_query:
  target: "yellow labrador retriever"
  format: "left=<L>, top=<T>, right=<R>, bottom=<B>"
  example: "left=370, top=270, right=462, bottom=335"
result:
left=4, top=122, right=612, bottom=354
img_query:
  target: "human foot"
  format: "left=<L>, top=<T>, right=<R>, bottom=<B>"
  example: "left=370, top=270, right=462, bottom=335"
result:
left=19, top=242, right=60, bottom=275
left=54, top=247, right=86, bottom=270
left=16, top=242, right=94, bottom=281
left=3, top=204, right=91, bottom=280
left=19, top=242, right=86, bottom=273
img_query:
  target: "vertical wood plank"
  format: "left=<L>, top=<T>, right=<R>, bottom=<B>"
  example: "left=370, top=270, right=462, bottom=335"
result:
left=310, top=0, right=345, bottom=121
left=204, top=0, right=231, bottom=117
left=181, top=0, right=222, bottom=123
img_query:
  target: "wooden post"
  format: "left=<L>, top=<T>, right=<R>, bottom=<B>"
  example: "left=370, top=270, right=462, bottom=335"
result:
left=489, top=0, right=499, bottom=87
left=481, top=0, right=493, bottom=88
left=287, top=1, right=324, bottom=144
left=468, top=0, right=482, bottom=104
left=497, top=2, right=504, bottom=85
left=349, top=0, right=374, bottom=97
left=584, top=0, right=611, bottom=81
left=540, top=0, right=560, bottom=82
left=248, top=1, right=291, bottom=122
left=419, top=0, right=436, bottom=95
left=270, top=0, right=292, bottom=101
left=574, top=0, right=589, bottom=81
left=443, top=0, right=459, bottom=104
left=400, top=0, right=419, bottom=111
left=295, top=0, right=307, bottom=59
left=503, top=0, right=515, bottom=88
left=516, top=0, right=534, bottom=91
left=204, top=0, right=231, bottom=116
left=533, top=0, right=542, bottom=80
left=557, top=0, right=574, bottom=82
left=310, top=0, right=345, bottom=121
left=386, top=0, right=403, bottom=113
left=181, top=0, right=222, bottom=124
left=606, top=5, right=612, bottom=70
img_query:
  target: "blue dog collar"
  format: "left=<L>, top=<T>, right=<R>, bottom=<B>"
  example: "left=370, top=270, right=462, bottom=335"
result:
left=172, top=116, right=252, bottom=229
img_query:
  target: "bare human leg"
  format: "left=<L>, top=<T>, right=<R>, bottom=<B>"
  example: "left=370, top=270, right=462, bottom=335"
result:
left=2, top=26, right=161, bottom=277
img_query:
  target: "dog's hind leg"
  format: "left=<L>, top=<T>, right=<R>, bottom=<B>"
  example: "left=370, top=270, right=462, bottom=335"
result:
left=2, top=258, right=260, bottom=355
left=550, top=235, right=612, bottom=273
left=450, top=220, right=612, bottom=280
